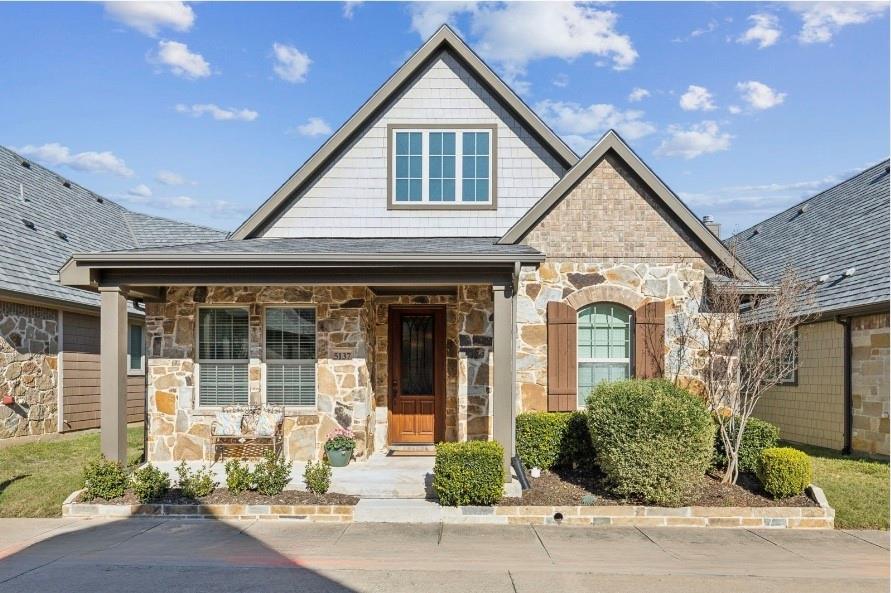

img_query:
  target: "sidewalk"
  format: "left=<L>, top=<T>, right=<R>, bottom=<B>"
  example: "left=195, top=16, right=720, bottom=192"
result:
left=0, top=518, right=887, bottom=592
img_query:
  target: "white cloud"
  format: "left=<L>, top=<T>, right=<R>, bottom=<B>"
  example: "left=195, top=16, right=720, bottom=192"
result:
left=628, top=87, right=650, bottom=102
left=342, top=1, right=362, bottom=19
left=272, top=43, right=311, bottom=83
left=655, top=121, right=732, bottom=159
left=738, top=13, right=782, bottom=48
left=736, top=81, right=786, bottom=110
left=410, top=2, right=637, bottom=81
left=552, top=73, right=569, bottom=88
left=104, top=1, right=194, bottom=37
left=128, top=184, right=152, bottom=198
left=679, top=85, right=716, bottom=111
left=155, top=170, right=190, bottom=186
left=535, top=100, right=657, bottom=148
left=16, top=142, right=133, bottom=176
left=152, top=40, right=211, bottom=79
left=672, top=19, right=719, bottom=43
left=175, top=103, right=258, bottom=121
left=792, top=2, right=888, bottom=44
left=296, top=117, right=333, bottom=137
left=728, top=105, right=742, bottom=115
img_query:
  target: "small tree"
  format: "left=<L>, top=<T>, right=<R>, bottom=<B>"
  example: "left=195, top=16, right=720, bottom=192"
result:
left=669, top=255, right=816, bottom=484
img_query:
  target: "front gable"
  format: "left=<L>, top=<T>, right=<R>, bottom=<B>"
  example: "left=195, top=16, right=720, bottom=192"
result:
left=234, top=26, right=577, bottom=240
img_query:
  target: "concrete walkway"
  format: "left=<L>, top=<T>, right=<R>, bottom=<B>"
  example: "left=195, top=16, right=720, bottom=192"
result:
left=0, top=518, right=887, bottom=592
left=156, top=453, right=436, bottom=498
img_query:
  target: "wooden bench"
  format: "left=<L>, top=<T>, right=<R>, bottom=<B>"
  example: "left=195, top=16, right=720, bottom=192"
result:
left=209, top=406, right=284, bottom=461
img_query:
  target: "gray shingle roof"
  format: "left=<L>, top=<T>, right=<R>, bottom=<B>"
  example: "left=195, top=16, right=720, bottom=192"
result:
left=90, top=236, right=542, bottom=259
left=0, top=145, right=226, bottom=309
left=731, top=160, right=890, bottom=315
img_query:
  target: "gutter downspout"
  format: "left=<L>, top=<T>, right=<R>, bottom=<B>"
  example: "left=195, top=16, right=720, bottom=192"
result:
left=835, top=316, right=852, bottom=454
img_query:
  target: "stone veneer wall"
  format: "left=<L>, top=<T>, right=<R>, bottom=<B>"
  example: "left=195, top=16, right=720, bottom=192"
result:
left=851, top=312, right=890, bottom=457
left=755, top=321, right=845, bottom=450
left=145, top=285, right=495, bottom=462
left=0, top=301, right=59, bottom=439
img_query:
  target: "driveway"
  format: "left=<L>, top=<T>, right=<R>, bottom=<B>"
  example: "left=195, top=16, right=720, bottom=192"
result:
left=0, top=518, right=887, bottom=593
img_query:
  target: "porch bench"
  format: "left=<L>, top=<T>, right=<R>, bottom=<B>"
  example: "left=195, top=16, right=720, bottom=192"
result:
left=209, top=406, right=284, bottom=461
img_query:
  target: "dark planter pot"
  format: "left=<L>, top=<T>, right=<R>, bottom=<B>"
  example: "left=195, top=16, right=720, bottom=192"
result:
left=326, top=448, right=352, bottom=467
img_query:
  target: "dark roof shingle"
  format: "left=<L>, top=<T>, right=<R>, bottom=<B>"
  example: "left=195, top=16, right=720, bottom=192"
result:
left=731, top=160, right=890, bottom=315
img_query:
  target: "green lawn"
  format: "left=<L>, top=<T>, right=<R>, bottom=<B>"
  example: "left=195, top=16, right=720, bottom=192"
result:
left=0, top=425, right=143, bottom=517
left=788, top=442, right=889, bottom=530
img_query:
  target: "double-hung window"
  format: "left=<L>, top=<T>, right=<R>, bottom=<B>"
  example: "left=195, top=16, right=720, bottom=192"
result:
left=390, top=127, right=494, bottom=207
left=265, top=308, right=316, bottom=406
left=198, top=308, right=249, bottom=406
left=577, top=303, right=632, bottom=407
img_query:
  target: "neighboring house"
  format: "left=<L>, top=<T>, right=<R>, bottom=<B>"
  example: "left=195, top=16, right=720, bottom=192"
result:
left=0, top=145, right=225, bottom=440
left=59, top=26, right=755, bottom=476
left=734, top=161, right=890, bottom=458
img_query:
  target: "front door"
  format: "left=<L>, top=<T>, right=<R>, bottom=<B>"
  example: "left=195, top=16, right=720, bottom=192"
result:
left=388, top=306, right=445, bottom=445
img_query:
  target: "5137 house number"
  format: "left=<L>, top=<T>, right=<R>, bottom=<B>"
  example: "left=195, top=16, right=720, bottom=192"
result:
left=332, top=349, right=353, bottom=361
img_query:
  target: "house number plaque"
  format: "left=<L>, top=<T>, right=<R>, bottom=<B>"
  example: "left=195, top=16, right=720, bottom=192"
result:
left=332, top=349, right=353, bottom=361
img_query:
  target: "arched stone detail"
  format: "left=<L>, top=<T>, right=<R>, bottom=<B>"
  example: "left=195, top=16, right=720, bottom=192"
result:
left=564, top=284, right=650, bottom=311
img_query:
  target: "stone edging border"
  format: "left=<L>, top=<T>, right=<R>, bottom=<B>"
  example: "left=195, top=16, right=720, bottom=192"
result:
left=62, top=485, right=834, bottom=528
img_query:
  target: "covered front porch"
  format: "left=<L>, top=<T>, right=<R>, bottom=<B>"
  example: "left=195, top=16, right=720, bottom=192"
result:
left=59, top=237, right=544, bottom=483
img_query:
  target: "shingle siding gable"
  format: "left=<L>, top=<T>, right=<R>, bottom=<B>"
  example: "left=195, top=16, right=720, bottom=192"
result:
left=260, top=51, right=567, bottom=238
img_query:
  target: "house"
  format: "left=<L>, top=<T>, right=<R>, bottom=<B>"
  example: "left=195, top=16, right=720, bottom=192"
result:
left=734, top=161, right=890, bottom=458
left=0, top=145, right=225, bottom=440
left=58, top=26, right=755, bottom=478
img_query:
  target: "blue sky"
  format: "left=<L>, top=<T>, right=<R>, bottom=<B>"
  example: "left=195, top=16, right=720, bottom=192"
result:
left=1, top=1, right=888, bottom=237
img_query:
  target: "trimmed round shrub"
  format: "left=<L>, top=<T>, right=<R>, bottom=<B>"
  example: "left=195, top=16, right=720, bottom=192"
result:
left=224, top=459, right=254, bottom=495
left=304, top=460, right=332, bottom=494
left=714, top=416, right=780, bottom=473
left=586, top=379, right=715, bottom=506
left=756, top=447, right=812, bottom=499
left=516, top=411, right=595, bottom=471
left=175, top=461, right=217, bottom=499
left=83, top=456, right=128, bottom=501
left=433, top=441, right=505, bottom=506
left=253, top=450, right=293, bottom=496
left=130, top=464, right=170, bottom=503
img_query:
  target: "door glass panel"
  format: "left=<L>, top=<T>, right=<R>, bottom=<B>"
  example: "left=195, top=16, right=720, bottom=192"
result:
left=400, top=315, right=434, bottom=395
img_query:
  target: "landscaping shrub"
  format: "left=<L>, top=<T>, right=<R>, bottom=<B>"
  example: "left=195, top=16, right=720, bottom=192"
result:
left=756, top=447, right=812, bottom=499
left=586, top=379, right=715, bottom=506
left=714, top=416, right=780, bottom=473
left=253, top=450, right=293, bottom=496
left=433, top=441, right=505, bottom=506
left=83, top=456, right=129, bottom=501
left=516, top=411, right=594, bottom=470
left=304, top=460, right=332, bottom=494
left=224, top=459, right=254, bottom=495
left=130, top=464, right=170, bottom=503
left=176, top=461, right=217, bottom=499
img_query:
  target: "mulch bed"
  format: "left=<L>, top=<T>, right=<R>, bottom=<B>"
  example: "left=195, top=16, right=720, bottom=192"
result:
left=79, top=488, right=359, bottom=506
left=499, top=466, right=816, bottom=508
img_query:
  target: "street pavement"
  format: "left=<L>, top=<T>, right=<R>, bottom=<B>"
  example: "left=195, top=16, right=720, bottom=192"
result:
left=0, top=518, right=887, bottom=592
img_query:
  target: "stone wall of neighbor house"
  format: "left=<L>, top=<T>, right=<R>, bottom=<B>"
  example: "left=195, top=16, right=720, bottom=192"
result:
left=0, top=300, right=59, bottom=439
left=145, top=285, right=494, bottom=462
left=755, top=321, right=846, bottom=450
left=514, top=152, right=716, bottom=411
left=851, top=312, right=890, bottom=457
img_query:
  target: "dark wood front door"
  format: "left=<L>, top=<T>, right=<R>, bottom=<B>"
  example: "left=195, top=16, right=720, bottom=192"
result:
left=388, top=306, right=445, bottom=445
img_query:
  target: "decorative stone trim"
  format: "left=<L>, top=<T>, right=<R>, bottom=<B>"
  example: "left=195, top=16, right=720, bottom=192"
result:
left=564, top=284, right=649, bottom=312
left=62, top=490, right=354, bottom=522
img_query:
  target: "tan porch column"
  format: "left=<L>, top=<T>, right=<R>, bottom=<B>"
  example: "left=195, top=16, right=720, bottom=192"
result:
left=492, top=283, right=515, bottom=482
left=99, top=286, right=129, bottom=463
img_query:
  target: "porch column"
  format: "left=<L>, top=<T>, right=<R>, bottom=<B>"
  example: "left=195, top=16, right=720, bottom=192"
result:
left=99, top=286, right=128, bottom=463
left=492, top=283, right=515, bottom=482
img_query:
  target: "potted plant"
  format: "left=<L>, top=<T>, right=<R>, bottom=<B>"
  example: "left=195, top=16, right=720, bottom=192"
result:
left=324, top=427, right=356, bottom=467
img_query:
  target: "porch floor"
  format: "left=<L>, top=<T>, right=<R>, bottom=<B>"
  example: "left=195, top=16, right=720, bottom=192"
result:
left=155, top=453, right=435, bottom=499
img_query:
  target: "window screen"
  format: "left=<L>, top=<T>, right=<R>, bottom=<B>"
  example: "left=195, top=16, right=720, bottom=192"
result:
left=266, top=308, right=316, bottom=406
left=198, top=308, right=249, bottom=406
left=577, top=303, right=632, bottom=407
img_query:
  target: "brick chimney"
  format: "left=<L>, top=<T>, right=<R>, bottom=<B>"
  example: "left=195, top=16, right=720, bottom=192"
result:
left=702, top=215, right=721, bottom=238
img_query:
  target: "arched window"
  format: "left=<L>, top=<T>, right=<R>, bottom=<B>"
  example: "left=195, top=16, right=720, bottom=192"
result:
left=577, top=303, right=633, bottom=406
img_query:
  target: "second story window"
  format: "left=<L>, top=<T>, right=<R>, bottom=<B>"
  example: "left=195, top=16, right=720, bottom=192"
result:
left=390, top=126, right=495, bottom=208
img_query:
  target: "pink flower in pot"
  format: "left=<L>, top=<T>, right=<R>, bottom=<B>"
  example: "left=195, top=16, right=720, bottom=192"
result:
left=324, top=427, right=356, bottom=467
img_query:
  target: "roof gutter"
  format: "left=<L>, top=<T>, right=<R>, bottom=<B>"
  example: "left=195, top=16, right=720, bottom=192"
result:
left=64, top=251, right=546, bottom=265
left=835, top=315, right=853, bottom=454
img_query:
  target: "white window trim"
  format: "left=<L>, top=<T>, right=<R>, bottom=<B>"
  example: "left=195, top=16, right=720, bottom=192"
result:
left=388, top=125, right=497, bottom=209
left=262, top=305, right=318, bottom=411
left=127, top=323, right=145, bottom=376
left=576, top=304, right=634, bottom=409
left=195, top=305, right=251, bottom=409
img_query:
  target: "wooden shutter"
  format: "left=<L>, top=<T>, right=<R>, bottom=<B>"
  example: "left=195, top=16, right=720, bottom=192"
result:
left=547, top=301, right=577, bottom=411
left=634, top=301, right=665, bottom=379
